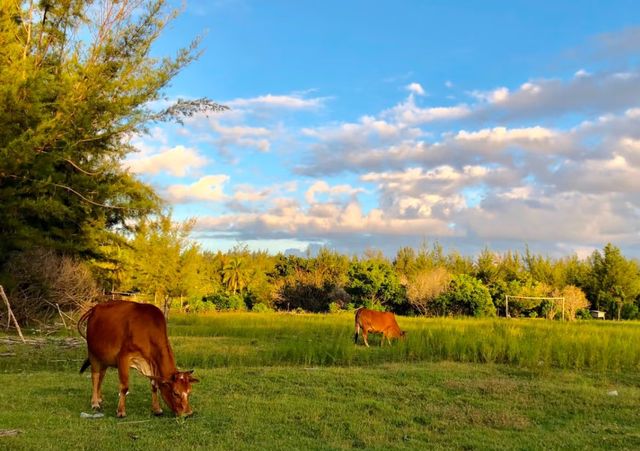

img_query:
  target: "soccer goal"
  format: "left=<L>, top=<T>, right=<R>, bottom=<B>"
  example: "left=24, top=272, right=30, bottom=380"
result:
left=504, top=295, right=566, bottom=320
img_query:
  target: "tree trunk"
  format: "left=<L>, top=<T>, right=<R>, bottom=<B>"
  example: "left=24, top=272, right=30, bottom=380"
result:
left=163, top=296, right=171, bottom=319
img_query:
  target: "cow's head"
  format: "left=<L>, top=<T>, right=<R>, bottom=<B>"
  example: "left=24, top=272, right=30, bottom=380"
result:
left=157, top=370, right=199, bottom=417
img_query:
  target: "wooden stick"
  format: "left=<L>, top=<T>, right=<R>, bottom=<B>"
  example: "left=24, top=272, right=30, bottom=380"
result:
left=55, top=303, right=68, bottom=329
left=0, top=285, right=26, bottom=343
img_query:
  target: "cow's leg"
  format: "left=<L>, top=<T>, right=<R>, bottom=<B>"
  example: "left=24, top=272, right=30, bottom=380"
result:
left=150, top=380, right=163, bottom=415
left=362, top=329, right=370, bottom=347
left=116, top=355, right=130, bottom=418
left=382, top=329, right=391, bottom=346
left=380, top=332, right=385, bottom=347
left=90, top=364, right=107, bottom=410
left=97, top=367, right=107, bottom=406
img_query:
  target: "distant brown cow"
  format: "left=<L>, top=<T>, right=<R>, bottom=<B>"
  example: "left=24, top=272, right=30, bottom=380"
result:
left=78, top=301, right=198, bottom=418
left=354, top=308, right=406, bottom=347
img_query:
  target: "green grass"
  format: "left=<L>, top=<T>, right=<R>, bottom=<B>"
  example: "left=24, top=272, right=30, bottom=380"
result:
left=1, top=313, right=640, bottom=450
left=168, top=312, right=640, bottom=371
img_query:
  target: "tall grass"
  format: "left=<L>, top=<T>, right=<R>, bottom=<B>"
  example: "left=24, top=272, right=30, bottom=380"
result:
left=167, top=312, right=640, bottom=372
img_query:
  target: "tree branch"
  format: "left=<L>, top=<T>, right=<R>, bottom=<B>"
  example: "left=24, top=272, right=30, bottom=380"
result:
left=5, top=175, right=135, bottom=210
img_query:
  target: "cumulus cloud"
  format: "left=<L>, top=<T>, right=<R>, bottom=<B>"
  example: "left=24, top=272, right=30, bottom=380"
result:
left=211, top=122, right=272, bottom=153
left=471, top=70, right=640, bottom=121
left=384, top=95, right=471, bottom=126
left=456, top=191, right=640, bottom=244
left=406, top=82, right=426, bottom=96
left=470, top=86, right=510, bottom=104
left=196, top=198, right=456, bottom=241
left=125, top=145, right=208, bottom=177
left=304, top=181, right=364, bottom=204
left=166, top=175, right=229, bottom=203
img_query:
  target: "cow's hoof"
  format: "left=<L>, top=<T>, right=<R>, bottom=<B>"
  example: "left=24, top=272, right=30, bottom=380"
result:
left=116, top=411, right=126, bottom=418
left=153, top=409, right=164, bottom=416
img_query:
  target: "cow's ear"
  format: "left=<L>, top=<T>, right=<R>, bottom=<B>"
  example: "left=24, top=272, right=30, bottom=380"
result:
left=150, top=376, right=171, bottom=387
left=186, top=370, right=199, bottom=383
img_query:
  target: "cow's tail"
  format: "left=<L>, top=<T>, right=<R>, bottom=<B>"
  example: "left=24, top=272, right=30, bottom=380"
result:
left=79, top=358, right=91, bottom=374
left=354, top=307, right=363, bottom=344
left=76, top=306, right=94, bottom=340
left=77, top=307, right=94, bottom=374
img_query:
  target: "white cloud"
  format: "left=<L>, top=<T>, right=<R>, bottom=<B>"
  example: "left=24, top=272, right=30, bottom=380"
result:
left=196, top=198, right=456, bottom=240
left=166, top=175, right=229, bottom=203
left=457, top=191, right=639, bottom=244
left=304, top=181, right=364, bottom=204
left=385, top=96, right=471, bottom=126
left=227, top=93, right=326, bottom=110
left=454, top=126, right=556, bottom=143
left=211, top=121, right=272, bottom=152
left=406, top=82, right=426, bottom=96
left=125, top=145, right=208, bottom=177
left=470, top=87, right=510, bottom=104
left=471, top=71, right=640, bottom=121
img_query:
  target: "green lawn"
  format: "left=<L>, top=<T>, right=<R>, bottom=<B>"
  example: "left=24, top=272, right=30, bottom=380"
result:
left=1, top=313, right=639, bottom=450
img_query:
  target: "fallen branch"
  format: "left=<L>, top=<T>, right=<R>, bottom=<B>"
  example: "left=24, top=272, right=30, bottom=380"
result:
left=0, top=429, right=21, bottom=437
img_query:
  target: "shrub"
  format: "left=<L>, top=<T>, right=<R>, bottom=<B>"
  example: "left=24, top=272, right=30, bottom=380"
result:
left=2, top=248, right=99, bottom=325
left=621, top=303, right=639, bottom=320
left=576, top=308, right=592, bottom=320
left=435, top=274, right=496, bottom=317
left=405, top=267, right=451, bottom=315
left=203, top=292, right=247, bottom=311
left=184, top=297, right=217, bottom=313
left=251, top=303, right=274, bottom=313
left=557, top=285, right=590, bottom=321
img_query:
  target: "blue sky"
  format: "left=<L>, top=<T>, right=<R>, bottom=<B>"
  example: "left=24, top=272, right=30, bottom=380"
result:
left=126, top=0, right=640, bottom=258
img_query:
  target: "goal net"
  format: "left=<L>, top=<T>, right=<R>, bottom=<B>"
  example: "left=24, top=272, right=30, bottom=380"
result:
left=504, top=295, right=565, bottom=320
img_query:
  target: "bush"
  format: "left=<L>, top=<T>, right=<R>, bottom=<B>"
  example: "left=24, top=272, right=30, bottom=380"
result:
left=202, top=292, right=247, bottom=311
left=576, top=308, right=592, bottom=320
left=621, top=303, right=640, bottom=320
left=251, top=303, right=274, bottom=313
left=2, top=248, right=99, bottom=325
left=435, top=275, right=496, bottom=317
left=184, top=297, right=217, bottom=313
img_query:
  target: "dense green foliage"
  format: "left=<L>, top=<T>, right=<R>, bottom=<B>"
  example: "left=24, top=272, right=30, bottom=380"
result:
left=434, top=274, right=495, bottom=317
left=109, top=239, right=640, bottom=322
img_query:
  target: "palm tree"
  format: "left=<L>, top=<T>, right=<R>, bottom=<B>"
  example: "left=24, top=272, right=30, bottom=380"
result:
left=222, top=257, right=248, bottom=294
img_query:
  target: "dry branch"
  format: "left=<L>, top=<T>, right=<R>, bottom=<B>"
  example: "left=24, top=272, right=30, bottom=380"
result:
left=0, top=285, right=25, bottom=343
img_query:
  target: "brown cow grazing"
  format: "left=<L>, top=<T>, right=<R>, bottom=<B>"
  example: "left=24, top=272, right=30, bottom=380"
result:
left=78, top=301, right=198, bottom=418
left=354, top=308, right=406, bottom=347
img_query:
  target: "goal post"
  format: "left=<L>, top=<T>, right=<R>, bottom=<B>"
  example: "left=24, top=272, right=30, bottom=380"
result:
left=505, top=295, right=565, bottom=320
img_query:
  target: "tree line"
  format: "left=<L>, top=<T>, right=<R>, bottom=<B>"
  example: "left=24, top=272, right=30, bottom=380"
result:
left=6, top=212, right=640, bottom=324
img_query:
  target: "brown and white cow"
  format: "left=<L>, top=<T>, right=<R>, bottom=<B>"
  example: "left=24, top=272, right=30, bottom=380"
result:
left=78, top=301, right=198, bottom=418
left=354, top=307, right=406, bottom=347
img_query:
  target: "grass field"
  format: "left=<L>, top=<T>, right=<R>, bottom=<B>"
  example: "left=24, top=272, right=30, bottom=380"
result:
left=1, top=312, right=639, bottom=450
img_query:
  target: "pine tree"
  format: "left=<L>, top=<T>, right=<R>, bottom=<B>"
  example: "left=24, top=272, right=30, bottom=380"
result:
left=0, top=0, right=226, bottom=263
